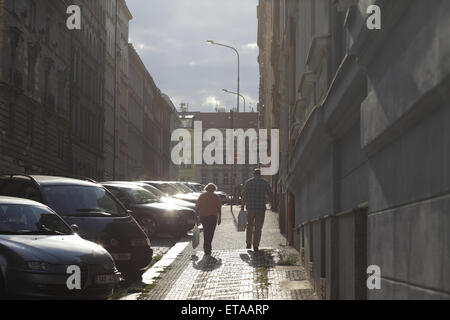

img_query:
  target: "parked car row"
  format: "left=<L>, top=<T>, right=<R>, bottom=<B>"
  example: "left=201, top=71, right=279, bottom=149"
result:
left=0, top=175, right=155, bottom=299
left=0, top=175, right=229, bottom=299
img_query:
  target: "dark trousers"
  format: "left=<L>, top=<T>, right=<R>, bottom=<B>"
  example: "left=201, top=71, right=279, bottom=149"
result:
left=246, top=210, right=266, bottom=248
left=200, top=215, right=218, bottom=254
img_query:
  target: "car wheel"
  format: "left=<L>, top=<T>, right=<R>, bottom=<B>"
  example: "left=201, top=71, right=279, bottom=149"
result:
left=141, top=217, right=157, bottom=237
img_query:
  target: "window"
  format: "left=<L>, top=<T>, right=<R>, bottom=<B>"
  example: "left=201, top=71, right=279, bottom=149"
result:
left=43, top=121, right=48, bottom=152
left=224, top=173, right=229, bottom=186
left=57, top=130, right=64, bottom=159
left=28, top=0, right=37, bottom=30
left=213, top=174, right=218, bottom=185
left=43, top=186, right=127, bottom=217
left=26, top=112, right=34, bottom=147
left=8, top=103, right=15, bottom=138
left=27, top=44, right=37, bottom=94
left=201, top=174, right=207, bottom=185
left=0, top=203, right=72, bottom=235
left=57, top=79, right=65, bottom=115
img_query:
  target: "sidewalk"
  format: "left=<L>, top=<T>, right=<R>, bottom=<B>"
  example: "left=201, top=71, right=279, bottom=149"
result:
left=133, top=206, right=318, bottom=300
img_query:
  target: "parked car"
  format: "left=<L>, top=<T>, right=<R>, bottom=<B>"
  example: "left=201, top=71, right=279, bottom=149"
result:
left=103, top=181, right=197, bottom=212
left=101, top=183, right=197, bottom=238
left=0, top=175, right=153, bottom=279
left=181, top=182, right=230, bottom=204
left=144, top=181, right=199, bottom=204
left=215, top=191, right=231, bottom=205
left=0, top=196, right=121, bottom=299
left=183, top=182, right=205, bottom=193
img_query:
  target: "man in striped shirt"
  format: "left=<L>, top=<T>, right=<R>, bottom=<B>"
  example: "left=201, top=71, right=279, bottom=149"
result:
left=241, top=168, right=273, bottom=252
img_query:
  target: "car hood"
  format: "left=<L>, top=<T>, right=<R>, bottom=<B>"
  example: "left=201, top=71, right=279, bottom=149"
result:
left=174, top=193, right=199, bottom=202
left=160, top=197, right=196, bottom=209
left=0, top=234, right=110, bottom=264
left=135, top=202, right=190, bottom=212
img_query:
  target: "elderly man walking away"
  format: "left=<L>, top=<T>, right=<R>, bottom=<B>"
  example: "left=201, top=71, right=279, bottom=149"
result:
left=241, top=168, right=273, bottom=252
left=196, top=183, right=222, bottom=256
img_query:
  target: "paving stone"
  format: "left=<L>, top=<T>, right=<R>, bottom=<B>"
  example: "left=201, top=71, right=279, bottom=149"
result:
left=138, top=206, right=318, bottom=301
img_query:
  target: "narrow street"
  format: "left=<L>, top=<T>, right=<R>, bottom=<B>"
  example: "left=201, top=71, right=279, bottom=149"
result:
left=119, top=206, right=317, bottom=300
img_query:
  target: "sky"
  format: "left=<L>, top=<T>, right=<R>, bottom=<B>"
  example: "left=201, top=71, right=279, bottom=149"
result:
left=126, top=0, right=260, bottom=113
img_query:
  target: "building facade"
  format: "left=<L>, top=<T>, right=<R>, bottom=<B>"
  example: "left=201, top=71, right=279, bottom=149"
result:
left=163, top=93, right=180, bottom=181
left=70, top=0, right=106, bottom=181
left=127, top=43, right=145, bottom=180
left=103, top=0, right=118, bottom=181
left=258, top=0, right=450, bottom=299
left=0, top=0, right=72, bottom=176
left=179, top=111, right=259, bottom=195
left=0, top=0, right=177, bottom=183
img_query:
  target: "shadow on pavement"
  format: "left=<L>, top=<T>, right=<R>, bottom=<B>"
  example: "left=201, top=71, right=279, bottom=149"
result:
left=191, top=254, right=223, bottom=272
left=239, top=250, right=276, bottom=268
left=230, top=206, right=246, bottom=233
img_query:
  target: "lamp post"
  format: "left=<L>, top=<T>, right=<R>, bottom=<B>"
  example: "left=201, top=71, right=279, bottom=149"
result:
left=207, top=40, right=240, bottom=113
left=222, top=89, right=246, bottom=113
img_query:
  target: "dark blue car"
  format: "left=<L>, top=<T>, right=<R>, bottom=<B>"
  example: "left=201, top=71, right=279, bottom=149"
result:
left=0, top=196, right=121, bottom=299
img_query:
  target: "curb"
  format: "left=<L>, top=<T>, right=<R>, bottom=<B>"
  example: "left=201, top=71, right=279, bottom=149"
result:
left=120, top=239, right=191, bottom=300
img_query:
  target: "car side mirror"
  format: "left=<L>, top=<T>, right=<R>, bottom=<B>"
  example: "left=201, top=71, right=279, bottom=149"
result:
left=71, top=224, right=80, bottom=233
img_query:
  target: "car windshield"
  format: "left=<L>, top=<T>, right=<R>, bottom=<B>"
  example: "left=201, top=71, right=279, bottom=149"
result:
left=128, top=188, right=158, bottom=204
left=175, top=183, right=195, bottom=193
left=140, top=184, right=165, bottom=198
left=0, top=204, right=73, bottom=235
left=190, top=184, right=205, bottom=192
left=154, top=184, right=180, bottom=196
left=43, top=186, right=127, bottom=217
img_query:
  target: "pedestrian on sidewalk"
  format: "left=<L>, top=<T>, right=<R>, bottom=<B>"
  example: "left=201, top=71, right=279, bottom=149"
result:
left=195, top=183, right=222, bottom=256
left=241, top=168, right=273, bottom=252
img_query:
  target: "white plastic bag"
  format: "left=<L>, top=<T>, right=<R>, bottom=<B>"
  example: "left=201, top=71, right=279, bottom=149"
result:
left=238, top=209, right=247, bottom=231
left=192, top=224, right=200, bottom=249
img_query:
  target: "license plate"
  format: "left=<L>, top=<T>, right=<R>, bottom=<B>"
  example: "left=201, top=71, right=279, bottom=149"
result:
left=95, top=274, right=121, bottom=285
left=112, top=253, right=131, bottom=261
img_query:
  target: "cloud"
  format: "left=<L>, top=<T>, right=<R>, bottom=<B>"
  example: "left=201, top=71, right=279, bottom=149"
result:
left=126, top=0, right=259, bottom=112
left=203, top=96, right=222, bottom=107
left=244, top=43, right=258, bottom=50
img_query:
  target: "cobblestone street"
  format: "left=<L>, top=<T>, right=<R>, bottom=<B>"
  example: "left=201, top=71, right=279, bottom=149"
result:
left=125, top=206, right=317, bottom=300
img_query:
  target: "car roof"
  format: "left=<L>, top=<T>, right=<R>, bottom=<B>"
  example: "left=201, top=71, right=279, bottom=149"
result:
left=99, top=181, right=146, bottom=185
left=142, top=181, right=166, bottom=184
left=102, top=183, right=146, bottom=191
left=0, top=196, right=47, bottom=207
left=1, top=175, right=98, bottom=187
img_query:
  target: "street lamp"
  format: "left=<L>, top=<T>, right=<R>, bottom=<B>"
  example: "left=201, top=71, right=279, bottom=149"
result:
left=207, top=40, right=240, bottom=113
left=222, top=89, right=246, bottom=113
